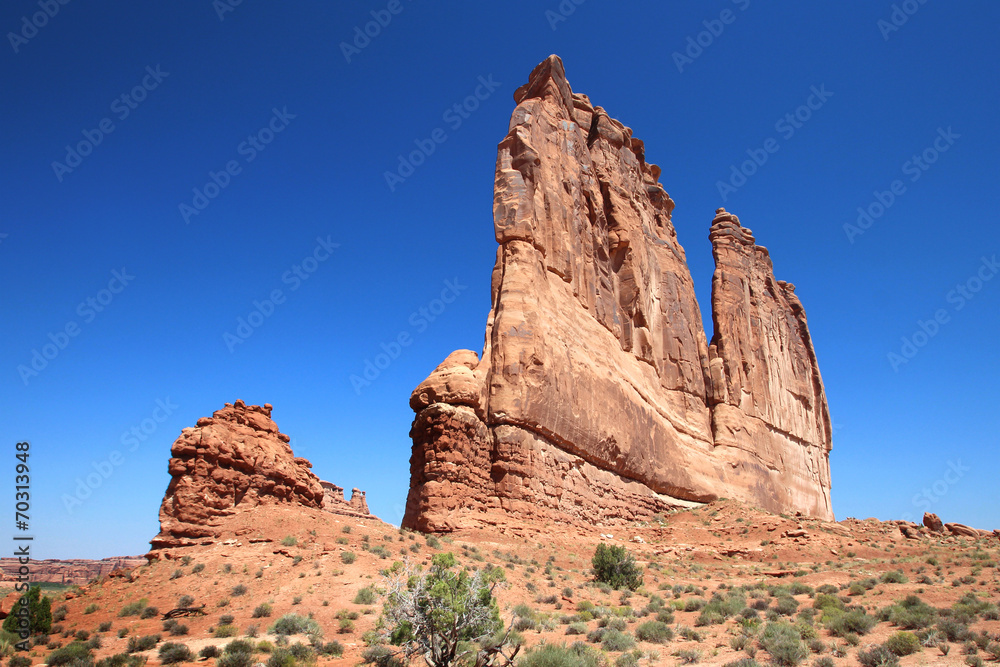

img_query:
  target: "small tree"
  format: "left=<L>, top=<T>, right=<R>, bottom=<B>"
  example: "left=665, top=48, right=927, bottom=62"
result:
left=379, top=553, right=521, bottom=667
left=2, top=586, right=52, bottom=636
left=591, top=544, right=642, bottom=591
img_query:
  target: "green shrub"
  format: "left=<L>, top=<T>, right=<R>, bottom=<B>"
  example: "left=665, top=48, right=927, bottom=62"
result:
left=880, top=571, right=908, bottom=584
left=9, top=656, right=32, bottom=667
left=252, top=603, right=272, bottom=618
left=178, top=595, right=195, bottom=607
left=591, top=545, right=643, bottom=591
left=281, top=536, right=298, bottom=547
left=318, top=641, right=344, bottom=657
left=125, top=635, right=160, bottom=653
left=676, top=649, right=701, bottom=664
left=200, top=646, right=219, bottom=659
left=634, top=621, right=673, bottom=644
left=47, top=642, right=92, bottom=666
left=825, top=610, right=877, bottom=637
left=158, top=642, right=192, bottom=664
left=566, top=622, right=588, bottom=636
left=758, top=623, right=807, bottom=666
left=118, top=599, right=149, bottom=618
left=885, top=631, right=921, bottom=656
left=601, top=629, right=634, bottom=652
left=857, top=644, right=899, bottom=667
left=217, top=651, right=254, bottom=667
left=266, top=648, right=295, bottom=667
left=269, top=614, right=322, bottom=637
left=342, top=552, right=357, bottom=564
left=936, top=617, right=970, bottom=642
left=214, top=625, right=238, bottom=638
left=94, top=653, right=146, bottom=667
left=84, top=603, right=99, bottom=615
left=519, top=643, right=601, bottom=667
left=231, top=585, right=247, bottom=597
left=775, top=597, right=799, bottom=616
left=353, top=586, right=377, bottom=605
left=98, top=621, right=112, bottom=632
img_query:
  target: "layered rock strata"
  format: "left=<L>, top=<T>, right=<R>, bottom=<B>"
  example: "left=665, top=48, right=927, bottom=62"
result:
left=402, top=55, right=833, bottom=532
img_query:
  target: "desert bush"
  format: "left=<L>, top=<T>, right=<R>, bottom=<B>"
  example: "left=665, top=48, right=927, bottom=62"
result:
left=252, top=603, right=272, bottom=618
left=937, top=617, right=971, bottom=642
left=125, top=635, right=160, bottom=653
left=47, top=642, right=92, bottom=666
left=591, top=545, right=642, bottom=591
left=178, top=595, right=195, bottom=607
left=825, top=610, right=877, bottom=637
left=880, top=571, right=908, bottom=584
left=342, top=552, right=357, bottom=565
left=566, top=622, right=588, bottom=636
left=230, top=585, right=247, bottom=597
left=269, top=614, right=322, bottom=637
left=158, top=642, right=192, bottom=665
left=97, top=622, right=112, bottom=632
left=675, top=649, right=701, bottom=664
left=200, top=646, right=220, bottom=659
left=885, top=631, right=921, bottom=656
left=317, top=641, right=344, bottom=657
left=219, top=615, right=235, bottom=626
left=281, top=536, right=297, bottom=547
left=353, top=586, right=378, bottom=605
left=635, top=621, right=673, bottom=644
left=857, top=644, right=899, bottom=667
left=601, top=630, right=634, bottom=652
left=94, top=654, right=145, bottom=667
left=214, top=625, right=238, bottom=638
left=191, top=564, right=205, bottom=574
left=84, top=603, right=99, bottom=615
left=758, top=623, right=807, bottom=666
left=775, top=597, right=799, bottom=617
left=118, top=599, right=149, bottom=618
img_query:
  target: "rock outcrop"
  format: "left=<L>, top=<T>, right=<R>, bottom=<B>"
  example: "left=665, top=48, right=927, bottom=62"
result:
left=321, top=481, right=371, bottom=518
left=402, top=55, right=834, bottom=532
left=151, top=400, right=325, bottom=548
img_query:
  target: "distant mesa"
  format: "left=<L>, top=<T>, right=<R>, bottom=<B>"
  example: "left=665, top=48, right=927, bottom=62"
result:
left=150, top=400, right=370, bottom=550
left=402, top=55, right=833, bottom=533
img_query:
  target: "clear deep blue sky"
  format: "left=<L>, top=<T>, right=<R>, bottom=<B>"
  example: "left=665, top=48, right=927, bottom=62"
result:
left=2, top=2, right=998, bottom=558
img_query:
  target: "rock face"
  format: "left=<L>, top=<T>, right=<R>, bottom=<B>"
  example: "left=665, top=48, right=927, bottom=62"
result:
left=152, top=400, right=325, bottom=548
left=402, top=55, right=833, bottom=532
left=924, top=512, right=945, bottom=533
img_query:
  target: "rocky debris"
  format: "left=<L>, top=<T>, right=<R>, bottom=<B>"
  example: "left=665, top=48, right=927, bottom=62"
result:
left=321, top=481, right=371, bottom=518
left=151, top=401, right=325, bottom=549
left=783, top=529, right=809, bottom=539
left=924, top=512, right=945, bottom=533
left=899, top=524, right=923, bottom=540
left=403, top=54, right=833, bottom=533
left=946, top=523, right=981, bottom=539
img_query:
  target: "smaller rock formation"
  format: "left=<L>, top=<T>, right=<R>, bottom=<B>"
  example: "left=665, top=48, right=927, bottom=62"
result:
left=320, top=481, right=370, bottom=518
left=923, top=512, right=944, bottom=533
left=0, top=557, right=144, bottom=586
left=151, top=401, right=325, bottom=549
left=945, top=523, right=981, bottom=539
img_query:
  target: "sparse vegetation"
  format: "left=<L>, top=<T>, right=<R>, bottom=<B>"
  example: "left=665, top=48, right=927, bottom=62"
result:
left=591, top=544, right=643, bottom=591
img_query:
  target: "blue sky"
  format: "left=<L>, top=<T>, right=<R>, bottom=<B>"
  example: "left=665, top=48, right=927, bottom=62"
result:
left=2, top=1, right=998, bottom=558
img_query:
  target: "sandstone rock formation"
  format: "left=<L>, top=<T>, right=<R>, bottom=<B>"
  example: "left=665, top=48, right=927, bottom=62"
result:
left=152, top=400, right=325, bottom=548
left=403, top=55, right=833, bottom=532
left=321, top=481, right=371, bottom=518
left=924, top=512, right=945, bottom=533
left=0, top=557, right=144, bottom=586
